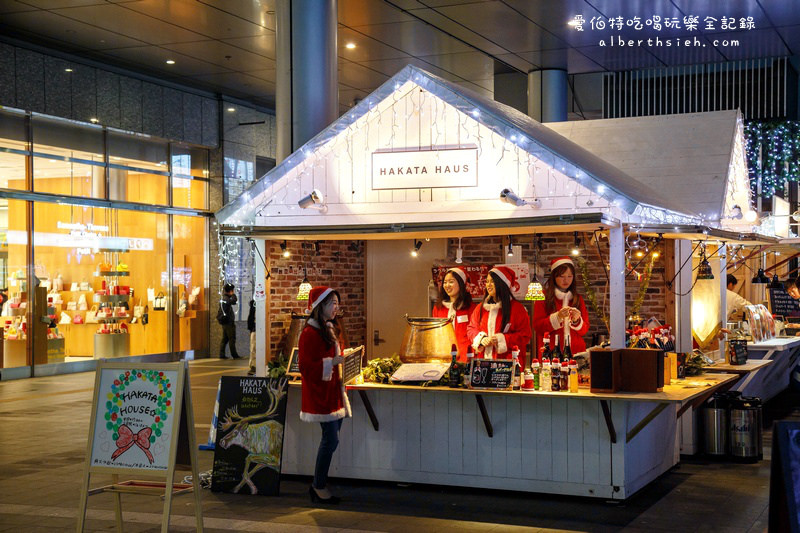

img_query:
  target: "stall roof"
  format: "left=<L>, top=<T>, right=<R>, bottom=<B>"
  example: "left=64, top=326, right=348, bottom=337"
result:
left=636, top=225, right=778, bottom=246
left=216, top=65, right=699, bottom=237
left=545, top=110, right=753, bottom=229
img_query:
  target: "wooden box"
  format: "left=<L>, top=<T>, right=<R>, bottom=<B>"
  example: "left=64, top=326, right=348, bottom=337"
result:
left=590, top=348, right=622, bottom=393
left=619, top=348, right=665, bottom=393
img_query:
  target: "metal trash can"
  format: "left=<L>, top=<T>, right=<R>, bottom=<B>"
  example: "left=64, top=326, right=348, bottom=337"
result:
left=701, top=394, right=728, bottom=456
left=729, top=396, right=762, bottom=463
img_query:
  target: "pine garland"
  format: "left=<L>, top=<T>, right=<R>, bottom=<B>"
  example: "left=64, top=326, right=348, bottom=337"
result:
left=631, top=255, right=656, bottom=318
left=576, top=257, right=609, bottom=330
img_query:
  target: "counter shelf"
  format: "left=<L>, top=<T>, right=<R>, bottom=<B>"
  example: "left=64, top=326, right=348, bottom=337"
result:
left=95, top=271, right=130, bottom=277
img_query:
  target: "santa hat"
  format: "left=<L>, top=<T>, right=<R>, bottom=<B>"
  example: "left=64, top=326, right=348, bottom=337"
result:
left=550, top=256, right=574, bottom=272
left=308, top=286, right=338, bottom=312
left=446, top=267, right=467, bottom=284
left=489, top=265, right=516, bottom=290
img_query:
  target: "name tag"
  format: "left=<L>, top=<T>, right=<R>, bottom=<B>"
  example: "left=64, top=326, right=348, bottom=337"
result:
left=457, top=314, right=468, bottom=324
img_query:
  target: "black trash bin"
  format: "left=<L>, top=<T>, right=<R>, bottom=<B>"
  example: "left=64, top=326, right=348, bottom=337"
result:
left=729, top=396, right=763, bottom=463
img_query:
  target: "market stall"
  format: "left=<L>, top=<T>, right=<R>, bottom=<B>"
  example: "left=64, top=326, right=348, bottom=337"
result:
left=215, top=65, right=757, bottom=497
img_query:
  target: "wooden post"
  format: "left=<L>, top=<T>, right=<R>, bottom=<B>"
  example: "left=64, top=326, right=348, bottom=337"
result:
left=674, top=240, right=693, bottom=353
left=608, top=225, right=625, bottom=349
left=718, top=243, right=728, bottom=360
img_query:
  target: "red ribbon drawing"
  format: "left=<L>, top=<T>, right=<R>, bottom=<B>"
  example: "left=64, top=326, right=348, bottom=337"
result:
left=111, top=425, right=154, bottom=464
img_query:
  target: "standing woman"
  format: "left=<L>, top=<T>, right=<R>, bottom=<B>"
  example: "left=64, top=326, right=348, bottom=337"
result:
left=467, top=266, right=532, bottom=367
left=432, top=267, right=477, bottom=361
left=532, top=256, right=590, bottom=356
left=299, top=286, right=352, bottom=504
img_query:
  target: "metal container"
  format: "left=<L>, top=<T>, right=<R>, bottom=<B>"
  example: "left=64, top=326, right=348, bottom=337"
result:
left=701, top=395, right=728, bottom=456
left=729, top=397, right=762, bottom=462
left=399, top=315, right=457, bottom=363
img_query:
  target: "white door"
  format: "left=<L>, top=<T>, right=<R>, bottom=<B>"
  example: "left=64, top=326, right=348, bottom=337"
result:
left=366, top=238, right=447, bottom=359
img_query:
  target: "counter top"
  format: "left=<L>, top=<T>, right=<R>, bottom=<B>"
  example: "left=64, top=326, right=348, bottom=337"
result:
left=703, top=359, right=773, bottom=374
left=747, top=337, right=800, bottom=350
left=343, top=373, right=740, bottom=404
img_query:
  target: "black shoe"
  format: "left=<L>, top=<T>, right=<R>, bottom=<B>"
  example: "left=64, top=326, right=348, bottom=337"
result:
left=309, top=486, right=340, bottom=504
left=231, top=355, right=242, bottom=360
left=218, top=355, right=228, bottom=359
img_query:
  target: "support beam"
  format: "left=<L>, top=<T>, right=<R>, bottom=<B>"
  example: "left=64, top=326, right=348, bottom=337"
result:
left=675, top=240, right=693, bottom=353
left=609, top=225, right=625, bottom=349
left=254, top=239, right=267, bottom=376
left=718, top=243, right=727, bottom=361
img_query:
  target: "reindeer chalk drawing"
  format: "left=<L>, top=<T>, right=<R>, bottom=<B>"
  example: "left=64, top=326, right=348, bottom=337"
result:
left=218, top=377, right=288, bottom=494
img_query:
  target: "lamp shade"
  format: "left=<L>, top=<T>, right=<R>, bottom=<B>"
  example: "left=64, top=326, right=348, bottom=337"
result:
left=696, top=258, right=714, bottom=280
left=297, top=277, right=312, bottom=300
left=525, top=281, right=545, bottom=301
left=751, top=268, right=770, bottom=284
left=768, top=274, right=784, bottom=289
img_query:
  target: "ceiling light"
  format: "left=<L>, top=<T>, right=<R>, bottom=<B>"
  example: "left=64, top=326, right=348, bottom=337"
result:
left=751, top=268, right=769, bottom=284
left=571, top=231, right=580, bottom=256
left=768, top=274, right=784, bottom=290
left=500, top=188, right=526, bottom=207
left=280, top=240, right=290, bottom=258
left=64, top=68, right=73, bottom=73
left=525, top=276, right=545, bottom=301
left=345, top=42, right=356, bottom=49
left=89, top=118, right=99, bottom=123
left=507, top=237, right=514, bottom=257
left=411, top=239, right=422, bottom=258
left=744, top=210, right=758, bottom=223
left=696, top=258, right=714, bottom=280
left=227, top=107, right=236, bottom=112
left=297, top=270, right=312, bottom=300
left=298, top=189, right=327, bottom=212
left=455, top=237, right=463, bottom=264
left=165, top=59, right=176, bottom=65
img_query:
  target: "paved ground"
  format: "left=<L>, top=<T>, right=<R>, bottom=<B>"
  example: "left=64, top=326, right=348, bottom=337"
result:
left=0, top=358, right=780, bottom=532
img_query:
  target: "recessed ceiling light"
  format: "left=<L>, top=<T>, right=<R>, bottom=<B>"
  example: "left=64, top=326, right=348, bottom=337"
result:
left=89, top=118, right=99, bottom=123
left=345, top=42, right=356, bottom=49
left=567, top=19, right=580, bottom=26
left=64, top=68, right=73, bottom=73
left=227, top=107, right=236, bottom=112
left=165, top=59, right=176, bottom=65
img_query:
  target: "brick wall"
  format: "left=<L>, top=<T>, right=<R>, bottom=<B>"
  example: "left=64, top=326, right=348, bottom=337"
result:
left=445, top=232, right=668, bottom=343
left=267, top=240, right=366, bottom=357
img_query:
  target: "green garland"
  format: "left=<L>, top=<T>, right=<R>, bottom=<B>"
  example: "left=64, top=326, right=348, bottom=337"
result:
left=576, top=257, right=609, bottom=330
left=631, top=255, right=656, bottom=318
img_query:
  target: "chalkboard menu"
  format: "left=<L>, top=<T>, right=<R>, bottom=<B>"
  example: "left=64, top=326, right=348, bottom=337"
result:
left=468, top=358, right=514, bottom=390
left=287, top=348, right=300, bottom=377
left=211, top=376, right=289, bottom=496
left=769, top=287, right=800, bottom=317
left=728, top=339, right=748, bottom=365
left=342, top=346, right=364, bottom=384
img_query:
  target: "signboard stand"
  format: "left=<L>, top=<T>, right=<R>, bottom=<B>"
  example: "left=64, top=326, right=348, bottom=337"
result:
left=76, top=360, right=203, bottom=533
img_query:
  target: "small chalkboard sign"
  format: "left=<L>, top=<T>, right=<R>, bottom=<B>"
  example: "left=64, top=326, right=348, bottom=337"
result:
left=287, top=347, right=300, bottom=377
left=769, top=287, right=800, bottom=317
left=342, top=346, right=364, bottom=384
left=468, top=358, right=514, bottom=390
left=728, top=339, right=748, bottom=365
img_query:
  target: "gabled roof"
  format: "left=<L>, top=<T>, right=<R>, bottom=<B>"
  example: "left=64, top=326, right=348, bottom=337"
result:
left=216, top=65, right=698, bottom=230
left=545, top=110, right=751, bottom=225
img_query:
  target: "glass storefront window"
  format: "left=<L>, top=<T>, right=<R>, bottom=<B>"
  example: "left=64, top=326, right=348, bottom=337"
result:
left=172, top=144, right=209, bottom=210
left=0, top=110, right=29, bottom=191
left=32, top=115, right=105, bottom=198
left=33, top=202, right=170, bottom=359
left=172, top=176, right=208, bottom=210
left=173, top=215, right=208, bottom=354
left=109, top=132, right=169, bottom=205
left=1, top=199, right=29, bottom=369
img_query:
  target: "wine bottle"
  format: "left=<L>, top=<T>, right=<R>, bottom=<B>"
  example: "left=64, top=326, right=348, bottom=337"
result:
left=448, top=344, right=459, bottom=388
left=531, top=358, right=540, bottom=391
left=541, top=356, right=551, bottom=392
left=464, top=345, right=475, bottom=387
left=511, top=345, right=521, bottom=390
left=551, top=337, right=561, bottom=392
left=552, top=334, right=563, bottom=364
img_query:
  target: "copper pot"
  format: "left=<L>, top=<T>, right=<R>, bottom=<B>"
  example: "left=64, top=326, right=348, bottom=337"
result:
left=399, top=315, right=457, bottom=363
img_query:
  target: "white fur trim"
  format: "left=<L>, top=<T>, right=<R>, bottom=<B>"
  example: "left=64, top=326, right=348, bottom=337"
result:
left=300, top=408, right=346, bottom=422
left=570, top=315, right=584, bottom=331
left=472, top=332, right=486, bottom=350
left=341, top=387, right=352, bottom=418
left=495, top=333, right=508, bottom=354
left=555, top=288, right=573, bottom=303
left=322, top=357, right=334, bottom=381
left=549, top=312, right=562, bottom=330
left=551, top=258, right=574, bottom=272
left=489, top=268, right=512, bottom=288
left=307, top=318, right=321, bottom=329
left=310, top=288, right=334, bottom=311
left=447, top=268, right=467, bottom=284
left=486, top=305, right=500, bottom=359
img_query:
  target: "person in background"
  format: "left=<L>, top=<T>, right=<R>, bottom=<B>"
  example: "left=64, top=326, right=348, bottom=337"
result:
left=432, top=267, right=477, bottom=361
left=787, top=278, right=800, bottom=300
left=247, top=299, right=256, bottom=375
left=532, top=257, right=590, bottom=357
left=467, top=265, right=532, bottom=367
left=218, top=282, right=241, bottom=360
left=299, top=286, right=351, bottom=505
left=726, top=274, right=752, bottom=320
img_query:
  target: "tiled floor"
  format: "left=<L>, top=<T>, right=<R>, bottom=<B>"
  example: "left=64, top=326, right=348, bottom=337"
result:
left=0, top=359, right=781, bottom=532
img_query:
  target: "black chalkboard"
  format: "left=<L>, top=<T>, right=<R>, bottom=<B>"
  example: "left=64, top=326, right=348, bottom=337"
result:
left=769, top=288, right=800, bottom=317
left=211, top=376, right=289, bottom=496
left=287, top=348, right=300, bottom=377
left=468, top=358, right=514, bottom=390
left=342, top=346, right=363, bottom=384
left=728, top=339, right=748, bottom=365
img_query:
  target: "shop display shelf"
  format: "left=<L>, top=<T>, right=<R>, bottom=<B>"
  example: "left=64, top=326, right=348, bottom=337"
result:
left=95, top=271, right=130, bottom=277
left=95, top=294, right=130, bottom=303
left=96, top=316, right=130, bottom=322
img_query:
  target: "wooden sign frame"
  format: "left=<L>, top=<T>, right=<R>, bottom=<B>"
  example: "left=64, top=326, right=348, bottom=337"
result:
left=76, top=360, right=203, bottom=533
left=467, top=358, right=515, bottom=391
left=286, top=347, right=301, bottom=378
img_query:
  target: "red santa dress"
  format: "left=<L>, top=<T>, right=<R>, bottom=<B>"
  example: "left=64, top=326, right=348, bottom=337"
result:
left=467, top=299, right=532, bottom=367
left=532, top=288, right=590, bottom=356
left=432, top=301, right=478, bottom=362
left=298, top=318, right=351, bottom=422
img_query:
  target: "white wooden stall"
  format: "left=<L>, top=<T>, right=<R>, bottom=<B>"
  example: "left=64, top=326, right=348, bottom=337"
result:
left=282, top=376, right=738, bottom=500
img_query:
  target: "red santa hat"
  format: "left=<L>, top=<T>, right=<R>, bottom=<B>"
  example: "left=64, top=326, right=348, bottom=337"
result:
left=446, top=267, right=467, bottom=284
left=308, top=286, right=339, bottom=312
left=489, top=265, right=516, bottom=290
left=550, top=256, right=574, bottom=272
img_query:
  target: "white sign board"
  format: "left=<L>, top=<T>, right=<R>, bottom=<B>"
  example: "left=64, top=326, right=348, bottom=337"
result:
left=90, top=367, right=179, bottom=471
left=372, top=148, right=478, bottom=189
left=390, top=362, right=450, bottom=382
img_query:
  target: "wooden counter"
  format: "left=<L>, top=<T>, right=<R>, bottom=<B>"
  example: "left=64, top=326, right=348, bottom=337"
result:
left=282, top=374, right=738, bottom=500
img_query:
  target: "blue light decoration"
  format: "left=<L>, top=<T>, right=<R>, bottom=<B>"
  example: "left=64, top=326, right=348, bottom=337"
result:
left=744, top=121, right=800, bottom=199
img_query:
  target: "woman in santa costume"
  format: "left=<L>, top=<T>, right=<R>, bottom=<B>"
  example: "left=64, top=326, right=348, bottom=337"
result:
left=532, top=256, right=590, bottom=356
left=299, top=286, right=352, bottom=504
left=432, top=267, right=477, bottom=361
left=467, top=265, right=532, bottom=367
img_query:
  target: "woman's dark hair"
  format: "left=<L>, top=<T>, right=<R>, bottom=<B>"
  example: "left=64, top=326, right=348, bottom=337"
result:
left=544, top=263, right=583, bottom=313
left=483, top=271, right=514, bottom=329
left=306, top=290, right=343, bottom=348
left=436, top=271, right=473, bottom=310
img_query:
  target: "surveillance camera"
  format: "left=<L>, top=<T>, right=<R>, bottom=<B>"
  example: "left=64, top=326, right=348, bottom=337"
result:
left=500, top=188, right=526, bottom=207
left=298, top=189, right=326, bottom=211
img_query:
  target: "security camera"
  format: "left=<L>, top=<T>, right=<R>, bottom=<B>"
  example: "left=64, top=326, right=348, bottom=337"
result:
left=298, top=189, right=326, bottom=212
left=500, top=188, right=526, bottom=207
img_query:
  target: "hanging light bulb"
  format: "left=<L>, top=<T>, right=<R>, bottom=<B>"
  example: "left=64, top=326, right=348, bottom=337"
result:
left=281, top=240, right=290, bottom=258
left=571, top=231, right=580, bottom=256
left=507, top=236, right=514, bottom=257
left=411, top=239, right=422, bottom=257
left=297, top=268, right=312, bottom=300
left=455, top=238, right=463, bottom=264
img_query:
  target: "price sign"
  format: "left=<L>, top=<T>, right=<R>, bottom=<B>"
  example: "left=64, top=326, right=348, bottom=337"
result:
left=468, top=358, right=514, bottom=390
